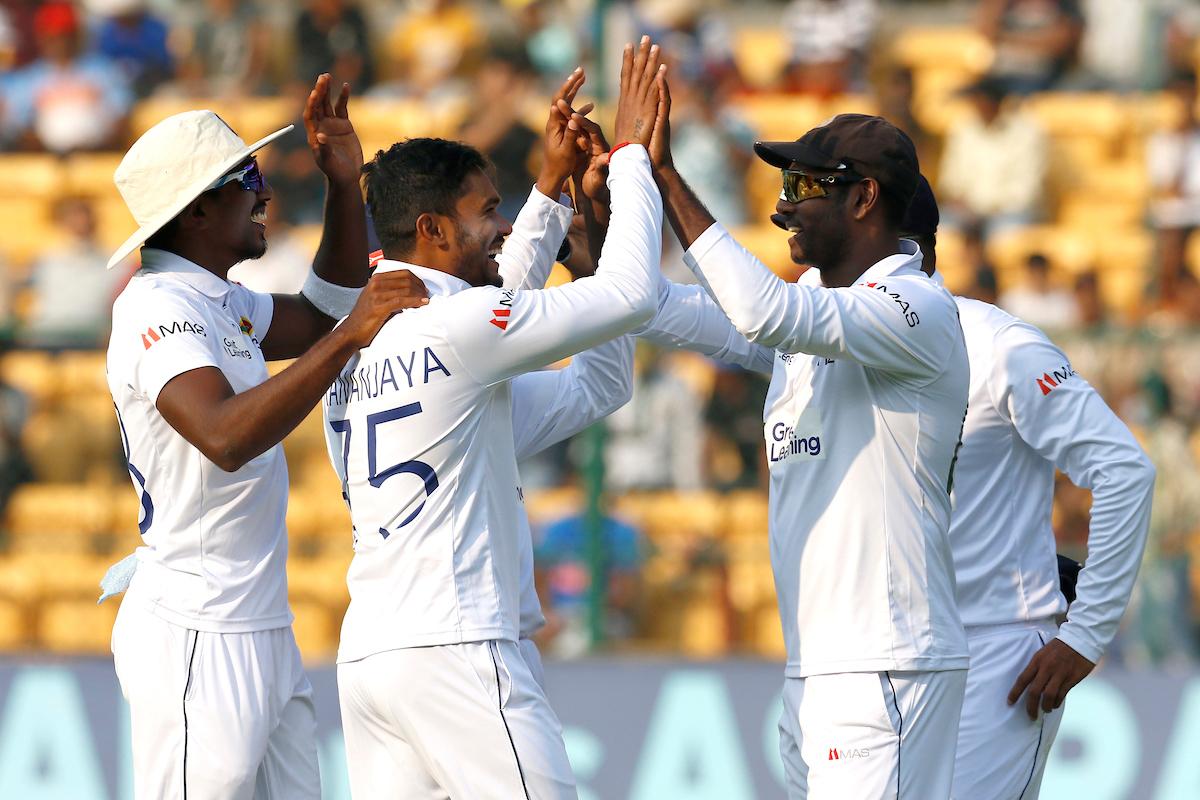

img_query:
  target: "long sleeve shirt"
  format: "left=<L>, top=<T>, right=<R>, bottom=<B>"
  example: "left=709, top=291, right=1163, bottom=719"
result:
left=683, top=226, right=970, bottom=677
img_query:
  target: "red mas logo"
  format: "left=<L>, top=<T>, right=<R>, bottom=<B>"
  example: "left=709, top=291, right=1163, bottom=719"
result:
left=490, top=289, right=516, bottom=331
left=1036, top=364, right=1076, bottom=396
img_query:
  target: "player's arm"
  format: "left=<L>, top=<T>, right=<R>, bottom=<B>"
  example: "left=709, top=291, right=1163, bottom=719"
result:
left=636, top=278, right=775, bottom=375
left=1000, top=330, right=1155, bottom=719
left=446, top=39, right=666, bottom=387
left=155, top=272, right=423, bottom=472
left=261, top=74, right=371, bottom=361
left=496, top=69, right=588, bottom=291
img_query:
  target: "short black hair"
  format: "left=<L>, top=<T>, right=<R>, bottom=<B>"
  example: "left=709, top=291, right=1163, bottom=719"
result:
left=362, top=138, right=490, bottom=259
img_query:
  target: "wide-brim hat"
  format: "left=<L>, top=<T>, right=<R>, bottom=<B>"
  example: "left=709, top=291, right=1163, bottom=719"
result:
left=107, top=110, right=293, bottom=270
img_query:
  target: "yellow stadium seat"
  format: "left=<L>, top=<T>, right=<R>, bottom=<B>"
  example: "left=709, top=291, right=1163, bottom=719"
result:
left=725, top=490, right=768, bottom=538
left=38, top=597, right=117, bottom=654
left=0, top=595, right=28, bottom=649
left=57, top=350, right=109, bottom=398
left=524, top=486, right=584, bottom=526
left=289, top=598, right=337, bottom=663
left=235, top=97, right=299, bottom=145
left=0, top=196, right=59, bottom=268
left=288, top=553, right=352, bottom=608
left=752, top=603, right=786, bottom=658
left=0, top=555, right=42, bottom=602
left=7, top=486, right=112, bottom=552
left=733, top=28, right=791, bottom=89
left=1023, top=93, right=1125, bottom=139
left=890, top=27, right=994, bottom=72
left=1126, top=92, right=1188, bottom=136
left=35, top=553, right=113, bottom=599
left=92, top=194, right=137, bottom=252
left=987, top=225, right=1095, bottom=278
left=678, top=583, right=730, bottom=658
left=62, top=153, right=123, bottom=195
left=0, top=349, right=60, bottom=402
left=354, top=98, right=463, bottom=158
left=732, top=94, right=824, bottom=142
left=638, top=491, right=725, bottom=540
left=0, top=154, right=65, bottom=198
left=823, top=94, right=879, bottom=119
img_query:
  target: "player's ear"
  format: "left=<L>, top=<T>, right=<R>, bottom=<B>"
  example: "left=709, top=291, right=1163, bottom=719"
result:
left=414, top=212, right=448, bottom=249
left=851, top=178, right=880, bottom=222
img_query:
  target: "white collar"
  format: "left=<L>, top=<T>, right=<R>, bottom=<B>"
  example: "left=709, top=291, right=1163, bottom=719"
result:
left=138, top=248, right=232, bottom=299
left=373, top=260, right=471, bottom=298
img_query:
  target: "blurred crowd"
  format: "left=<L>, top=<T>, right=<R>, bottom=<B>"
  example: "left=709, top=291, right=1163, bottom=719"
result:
left=0, top=0, right=1198, bottom=665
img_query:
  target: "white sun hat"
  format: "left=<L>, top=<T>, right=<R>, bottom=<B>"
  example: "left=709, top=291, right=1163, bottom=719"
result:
left=107, top=110, right=294, bottom=270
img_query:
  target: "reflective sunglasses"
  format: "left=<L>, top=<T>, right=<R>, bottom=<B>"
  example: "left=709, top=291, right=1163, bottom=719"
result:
left=780, top=169, right=860, bottom=203
left=207, top=158, right=267, bottom=193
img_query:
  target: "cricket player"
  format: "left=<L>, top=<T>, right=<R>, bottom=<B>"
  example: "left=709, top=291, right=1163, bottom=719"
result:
left=900, top=177, right=1155, bottom=799
left=647, top=93, right=971, bottom=795
left=104, top=76, right=425, bottom=798
left=323, top=40, right=665, bottom=799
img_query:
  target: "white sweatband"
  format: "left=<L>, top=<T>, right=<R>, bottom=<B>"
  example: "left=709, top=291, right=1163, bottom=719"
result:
left=301, top=270, right=362, bottom=319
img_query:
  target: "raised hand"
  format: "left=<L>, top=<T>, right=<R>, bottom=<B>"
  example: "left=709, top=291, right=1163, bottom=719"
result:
left=537, top=67, right=590, bottom=198
left=304, top=73, right=363, bottom=187
left=648, top=68, right=673, bottom=171
left=613, top=36, right=665, bottom=148
left=562, top=108, right=611, bottom=204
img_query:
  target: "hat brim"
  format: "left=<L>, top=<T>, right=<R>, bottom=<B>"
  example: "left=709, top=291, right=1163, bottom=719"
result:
left=753, top=140, right=847, bottom=171
left=106, top=123, right=295, bottom=270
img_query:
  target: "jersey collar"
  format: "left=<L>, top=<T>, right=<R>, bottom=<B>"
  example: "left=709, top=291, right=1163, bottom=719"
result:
left=373, top=260, right=471, bottom=297
left=854, top=238, right=926, bottom=284
left=138, top=248, right=233, bottom=299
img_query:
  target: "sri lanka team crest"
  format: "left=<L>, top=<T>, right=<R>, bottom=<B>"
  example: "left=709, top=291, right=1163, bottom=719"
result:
left=239, top=316, right=254, bottom=336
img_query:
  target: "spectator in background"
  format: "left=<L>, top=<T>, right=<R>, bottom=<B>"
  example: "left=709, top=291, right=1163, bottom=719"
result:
left=294, top=0, right=374, bottom=93
left=89, top=0, right=172, bottom=98
left=22, top=195, right=119, bottom=348
left=938, top=75, right=1048, bottom=238
left=456, top=45, right=540, bottom=222
left=999, top=252, right=1081, bottom=331
left=637, top=0, right=741, bottom=94
left=1147, top=71, right=1200, bottom=306
left=703, top=365, right=768, bottom=492
left=1, top=1, right=131, bottom=152
left=665, top=61, right=754, bottom=228
left=605, top=347, right=705, bottom=493
left=876, top=63, right=936, bottom=169
left=254, top=121, right=326, bottom=226
left=383, top=0, right=482, bottom=100
left=781, top=0, right=876, bottom=96
left=0, top=0, right=37, bottom=69
left=1073, top=271, right=1111, bottom=332
left=173, top=0, right=269, bottom=97
left=960, top=224, right=1000, bottom=305
left=0, top=341, right=30, bottom=515
left=503, top=0, right=583, bottom=85
left=534, top=496, right=645, bottom=657
left=977, top=0, right=1084, bottom=94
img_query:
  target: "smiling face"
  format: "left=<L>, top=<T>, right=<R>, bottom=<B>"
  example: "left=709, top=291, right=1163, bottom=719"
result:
left=202, top=163, right=273, bottom=263
left=771, top=169, right=855, bottom=271
left=446, top=169, right=513, bottom=288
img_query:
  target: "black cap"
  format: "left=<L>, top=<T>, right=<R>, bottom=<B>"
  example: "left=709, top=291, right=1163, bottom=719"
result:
left=901, top=174, right=939, bottom=237
left=754, top=114, right=921, bottom=208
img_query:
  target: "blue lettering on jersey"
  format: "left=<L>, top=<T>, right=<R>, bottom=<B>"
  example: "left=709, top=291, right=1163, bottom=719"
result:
left=326, top=347, right=452, bottom=408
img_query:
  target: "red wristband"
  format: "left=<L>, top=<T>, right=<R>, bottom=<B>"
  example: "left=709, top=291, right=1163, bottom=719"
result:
left=609, top=141, right=637, bottom=157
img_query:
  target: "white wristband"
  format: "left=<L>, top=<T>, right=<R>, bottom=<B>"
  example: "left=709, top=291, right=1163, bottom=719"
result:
left=301, top=270, right=362, bottom=319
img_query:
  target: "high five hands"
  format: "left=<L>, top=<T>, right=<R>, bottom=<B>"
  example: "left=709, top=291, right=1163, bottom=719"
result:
left=303, top=73, right=364, bottom=187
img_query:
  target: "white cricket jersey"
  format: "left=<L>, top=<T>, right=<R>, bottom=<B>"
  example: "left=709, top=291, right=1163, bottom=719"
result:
left=685, top=227, right=970, bottom=677
left=949, top=297, right=1155, bottom=662
left=326, top=145, right=661, bottom=663
left=106, top=248, right=290, bottom=632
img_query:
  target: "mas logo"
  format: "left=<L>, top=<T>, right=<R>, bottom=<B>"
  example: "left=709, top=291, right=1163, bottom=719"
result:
left=491, top=289, right=516, bottom=331
left=239, top=316, right=254, bottom=336
left=1036, top=364, right=1076, bottom=396
left=828, top=747, right=871, bottom=761
left=141, top=320, right=206, bottom=350
left=368, top=249, right=385, bottom=269
left=861, top=281, right=920, bottom=327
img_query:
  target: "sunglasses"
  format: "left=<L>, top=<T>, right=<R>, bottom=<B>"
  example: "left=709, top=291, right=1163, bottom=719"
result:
left=207, top=158, right=267, bottom=193
left=780, top=169, right=860, bottom=203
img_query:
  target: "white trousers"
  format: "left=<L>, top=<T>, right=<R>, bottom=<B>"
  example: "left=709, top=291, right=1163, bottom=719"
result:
left=778, top=669, right=967, bottom=799
left=952, top=621, right=1064, bottom=800
left=111, top=599, right=319, bottom=800
left=337, top=640, right=577, bottom=799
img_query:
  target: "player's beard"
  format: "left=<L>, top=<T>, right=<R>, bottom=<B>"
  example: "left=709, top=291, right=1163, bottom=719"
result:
left=456, top=226, right=502, bottom=288
left=789, top=200, right=850, bottom=273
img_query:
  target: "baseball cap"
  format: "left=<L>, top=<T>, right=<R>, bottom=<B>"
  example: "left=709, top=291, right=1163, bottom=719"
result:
left=108, top=110, right=293, bottom=269
left=754, top=114, right=921, bottom=208
left=901, top=174, right=939, bottom=237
